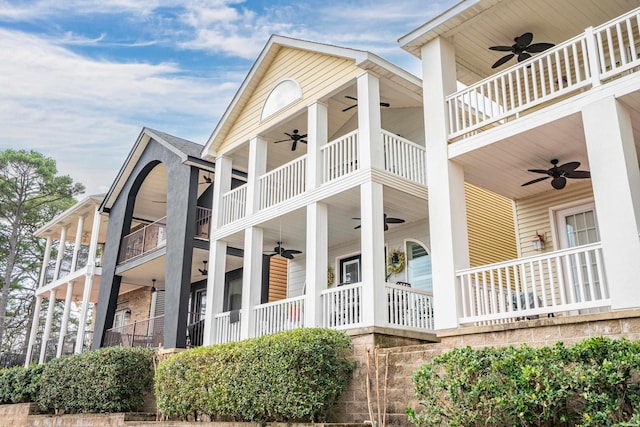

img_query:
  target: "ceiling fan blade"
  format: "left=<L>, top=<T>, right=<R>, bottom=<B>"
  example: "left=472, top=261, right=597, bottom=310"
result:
left=286, top=249, right=302, bottom=255
left=299, top=140, right=308, bottom=144
left=551, top=176, right=567, bottom=190
left=342, top=104, right=357, bottom=112
left=564, top=170, right=591, bottom=179
left=489, top=45, right=514, bottom=51
left=282, top=252, right=294, bottom=260
left=526, top=42, right=554, bottom=53
left=515, top=32, right=533, bottom=48
left=492, top=54, right=515, bottom=68
left=517, top=52, right=532, bottom=62
left=521, top=176, right=551, bottom=186
left=352, top=217, right=361, bottom=220
left=345, top=95, right=358, bottom=101
left=384, top=223, right=389, bottom=231
left=380, top=102, right=390, bottom=108
left=385, top=217, right=405, bottom=224
left=291, top=141, right=297, bottom=151
left=273, top=139, right=290, bottom=143
left=557, top=161, right=580, bottom=173
left=527, top=169, right=552, bottom=175
left=299, top=134, right=308, bottom=138
left=284, top=132, right=293, bottom=138
left=354, top=225, right=361, bottom=230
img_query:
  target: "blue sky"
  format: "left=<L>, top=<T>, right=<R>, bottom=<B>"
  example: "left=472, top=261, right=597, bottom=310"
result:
left=0, top=0, right=457, bottom=195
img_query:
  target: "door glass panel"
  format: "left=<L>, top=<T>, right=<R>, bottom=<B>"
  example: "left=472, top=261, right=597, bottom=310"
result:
left=405, top=241, right=432, bottom=292
left=340, top=255, right=360, bottom=285
left=562, top=208, right=601, bottom=301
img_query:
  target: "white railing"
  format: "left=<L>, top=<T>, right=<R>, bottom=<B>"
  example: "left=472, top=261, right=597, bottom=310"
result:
left=213, top=311, right=241, bottom=344
left=446, top=7, right=640, bottom=139
left=220, top=184, right=247, bottom=226
left=258, top=156, right=307, bottom=210
left=456, top=243, right=609, bottom=325
left=386, top=284, right=435, bottom=330
left=321, top=130, right=359, bottom=183
left=253, top=296, right=305, bottom=337
left=321, top=282, right=363, bottom=329
left=381, top=130, right=427, bottom=186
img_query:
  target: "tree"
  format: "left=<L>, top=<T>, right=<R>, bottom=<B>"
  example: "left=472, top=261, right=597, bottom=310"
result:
left=0, top=149, right=84, bottom=351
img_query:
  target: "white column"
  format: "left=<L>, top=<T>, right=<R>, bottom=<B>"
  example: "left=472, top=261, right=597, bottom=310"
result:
left=70, top=215, right=85, bottom=272
left=357, top=72, right=384, bottom=170
left=37, top=237, right=53, bottom=289
left=203, top=239, right=228, bottom=345
left=246, top=136, right=268, bottom=216
left=360, top=182, right=387, bottom=327
left=39, top=289, right=57, bottom=364
left=582, top=96, right=640, bottom=309
left=56, top=282, right=74, bottom=357
left=307, top=101, right=328, bottom=189
left=24, top=296, right=43, bottom=367
left=52, top=226, right=68, bottom=282
left=212, top=156, right=232, bottom=229
left=421, top=37, right=469, bottom=330
left=240, top=227, right=263, bottom=339
left=305, top=202, right=328, bottom=327
left=75, top=208, right=101, bottom=353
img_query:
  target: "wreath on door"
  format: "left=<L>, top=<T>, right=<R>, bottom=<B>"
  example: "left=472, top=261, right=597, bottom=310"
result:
left=387, top=249, right=406, bottom=275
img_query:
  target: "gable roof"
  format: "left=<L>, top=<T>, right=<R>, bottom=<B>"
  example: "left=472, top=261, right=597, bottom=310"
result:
left=100, top=127, right=208, bottom=211
left=201, top=34, right=422, bottom=159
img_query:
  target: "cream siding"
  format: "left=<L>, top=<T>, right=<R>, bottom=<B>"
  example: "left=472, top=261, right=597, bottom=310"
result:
left=465, top=183, right=518, bottom=267
left=514, top=180, right=594, bottom=258
left=217, top=47, right=362, bottom=155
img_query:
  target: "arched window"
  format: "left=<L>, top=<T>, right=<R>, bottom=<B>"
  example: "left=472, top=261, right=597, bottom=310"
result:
left=404, top=239, right=432, bottom=293
left=261, top=79, right=302, bottom=120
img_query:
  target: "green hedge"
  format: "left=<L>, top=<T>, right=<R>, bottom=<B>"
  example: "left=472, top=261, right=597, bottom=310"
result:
left=407, top=337, right=640, bottom=427
left=37, top=347, right=154, bottom=414
left=155, top=328, right=354, bottom=422
left=0, top=364, right=44, bottom=404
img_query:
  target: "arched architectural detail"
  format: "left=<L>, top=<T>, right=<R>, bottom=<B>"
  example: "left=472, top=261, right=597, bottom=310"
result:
left=261, top=78, right=302, bottom=121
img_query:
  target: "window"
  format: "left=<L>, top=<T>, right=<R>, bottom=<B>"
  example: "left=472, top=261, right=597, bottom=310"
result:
left=261, top=79, right=302, bottom=120
left=405, top=240, right=432, bottom=292
left=339, top=254, right=361, bottom=285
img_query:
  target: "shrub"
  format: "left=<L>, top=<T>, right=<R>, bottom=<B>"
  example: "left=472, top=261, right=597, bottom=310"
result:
left=38, top=347, right=154, bottom=414
left=155, top=328, right=355, bottom=422
left=407, top=337, right=640, bottom=427
left=0, top=364, right=44, bottom=404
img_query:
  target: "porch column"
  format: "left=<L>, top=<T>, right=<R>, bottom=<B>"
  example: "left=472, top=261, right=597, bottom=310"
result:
left=204, top=239, right=228, bottom=345
left=421, top=37, right=469, bottom=330
left=246, top=136, right=268, bottom=216
left=56, top=282, right=74, bottom=357
left=240, top=227, right=263, bottom=339
left=307, top=101, right=328, bottom=189
left=52, top=226, right=68, bottom=281
left=24, top=296, right=43, bottom=367
left=70, top=215, right=85, bottom=272
left=212, top=156, right=233, bottom=228
left=360, top=182, right=386, bottom=327
left=357, top=72, right=384, bottom=170
left=582, top=96, right=640, bottom=309
left=75, top=208, right=101, bottom=353
left=38, top=237, right=53, bottom=289
left=39, top=289, right=57, bottom=364
left=305, top=202, right=328, bottom=327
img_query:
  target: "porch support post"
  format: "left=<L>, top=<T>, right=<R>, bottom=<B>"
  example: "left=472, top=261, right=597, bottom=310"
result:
left=421, top=37, right=469, bottom=330
left=212, top=156, right=232, bottom=229
left=38, top=237, right=52, bottom=289
left=204, top=239, right=227, bottom=345
left=240, top=227, right=263, bottom=339
left=39, top=289, right=57, bottom=364
left=53, top=226, right=68, bottom=281
left=56, top=281, right=74, bottom=357
left=307, top=101, right=328, bottom=189
left=360, top=181, right=386, bottom=327
left=246, top=136, right=267, bottom=215
left=305, top=202, right=328, bottom=327
left=357, top=72, right=384, bottom=170
left=75, top=208, right=101, bottom=354
left=582, top=96, right=640, bottom=309
left=24, top=296, right=42, bottom=367
left=70, top=215, right=85, bottom=272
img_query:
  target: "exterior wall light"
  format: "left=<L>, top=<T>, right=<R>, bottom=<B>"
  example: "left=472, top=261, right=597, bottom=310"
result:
left=532, top=232, right=545, bottom=251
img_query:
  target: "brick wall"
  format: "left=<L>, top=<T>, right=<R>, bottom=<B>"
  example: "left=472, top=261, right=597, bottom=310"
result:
left=116, top=287, right=153, bottom=324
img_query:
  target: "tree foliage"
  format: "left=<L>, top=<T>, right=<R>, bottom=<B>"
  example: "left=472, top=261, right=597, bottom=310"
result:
left=0, top=149, right=84, bottom=352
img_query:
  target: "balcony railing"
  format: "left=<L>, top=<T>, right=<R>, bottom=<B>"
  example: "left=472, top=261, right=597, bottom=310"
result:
left=118, top=217, right=167, bottom=263
left=386, top=283, right=435, bottom=330
left=258, top=156, right=307, bottom=210
left=382, top=130, right=427, bottom=185
left=104, top=315, right=164, bottom=348
left=213, top=311, right=241, bottom=344
left=321, top=282, right=363, bottom=329
left=321, top=130, right=359, bottom=184
left=220, top=185, right=247, bottom=226
left=446, top=7, right=640, bottom=140
left=253, top=296, right=305, bottom=337
left=195, top=206, right=211, bottom=239
left=456, top=243, right=609, bottom=325
left=187, top=311, right=205, bottom=348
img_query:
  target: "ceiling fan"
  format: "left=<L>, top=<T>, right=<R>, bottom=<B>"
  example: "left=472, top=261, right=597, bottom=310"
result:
left=200, top=172, right=212, bottom=185
left=266, top=242, right=302, bottom=260
left=342, top=95, right=390, bottom=112
left=521, top=159, right=591, bottom=190
left=198, top=260, right=208, bottom=275
left=489, top=32, right=554, bottom=68
left=353, top=213, right=405, bottom=231
left=274, top=129, right=307, bottom=151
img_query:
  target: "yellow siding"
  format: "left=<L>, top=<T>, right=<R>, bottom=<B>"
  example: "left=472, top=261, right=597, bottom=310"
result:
left=465, top=183, right=518, bottom=267
left=514, top=180, right=594, bottom=257
left=218, top=47, right=362, bottom=155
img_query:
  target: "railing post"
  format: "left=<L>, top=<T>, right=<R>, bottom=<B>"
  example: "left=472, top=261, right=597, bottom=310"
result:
left=584, top=26, right=602, bottom=87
